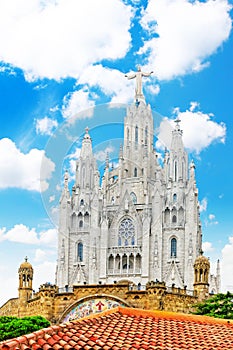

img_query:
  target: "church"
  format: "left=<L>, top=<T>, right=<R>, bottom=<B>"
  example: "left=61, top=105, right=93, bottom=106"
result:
left=56, top=67, right=220, bottom=294
left=0, top=68, right=220, bottom=323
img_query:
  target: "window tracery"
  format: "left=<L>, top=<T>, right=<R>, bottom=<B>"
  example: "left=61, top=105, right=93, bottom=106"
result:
left=118, top=218, right=135, bottom=246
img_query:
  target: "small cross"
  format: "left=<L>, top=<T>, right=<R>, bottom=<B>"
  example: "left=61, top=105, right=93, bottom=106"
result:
left=174, top=118, right=181, bottom=129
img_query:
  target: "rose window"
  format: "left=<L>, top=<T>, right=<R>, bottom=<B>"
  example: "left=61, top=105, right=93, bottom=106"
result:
left=118, top=218, right=135, bottom=246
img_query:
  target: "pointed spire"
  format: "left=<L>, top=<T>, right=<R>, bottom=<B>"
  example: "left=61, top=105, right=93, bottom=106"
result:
left=190, top=160, right=196, bottom=182
left=170, top=118, right=184, bottom=151
left=174, top=118, right=181, bottom=131
left=119, top=144, right=123, bottom=159
left=64, top=170, right=69, bottom=189
left=105, top=152, right=109, bottom=169
left=80, top=126, right=92, bottom=158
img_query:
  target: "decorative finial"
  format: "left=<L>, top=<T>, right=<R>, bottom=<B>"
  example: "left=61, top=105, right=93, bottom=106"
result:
left=85, top=126, right=89, bottom=134
left=190, top=159, right=195, bottom=168
left=25, top=256, right=28, bottom=262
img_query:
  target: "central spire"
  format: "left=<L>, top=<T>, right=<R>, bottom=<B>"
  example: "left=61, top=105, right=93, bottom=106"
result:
left=125, top=65, right=153, bottom=103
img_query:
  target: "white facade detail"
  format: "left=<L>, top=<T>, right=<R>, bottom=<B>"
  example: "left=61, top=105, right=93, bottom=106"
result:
left=56, top=89, right=220, bottom=293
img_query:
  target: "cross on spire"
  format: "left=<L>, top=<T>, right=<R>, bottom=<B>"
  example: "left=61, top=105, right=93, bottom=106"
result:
left=174, top=118, right=181, bottom=130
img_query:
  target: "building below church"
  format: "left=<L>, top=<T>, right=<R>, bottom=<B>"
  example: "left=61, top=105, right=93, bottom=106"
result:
left=0, top=73, right=220, bottom=322
left=0, top=254, right=217, bottom=323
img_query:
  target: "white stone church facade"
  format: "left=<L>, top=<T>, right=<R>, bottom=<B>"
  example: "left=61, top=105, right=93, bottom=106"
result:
left=56, top=75, right=220, bottom=294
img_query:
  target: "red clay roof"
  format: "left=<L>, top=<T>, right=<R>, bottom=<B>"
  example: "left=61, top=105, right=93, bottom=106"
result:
left=1, top=307, right=233, bottom=350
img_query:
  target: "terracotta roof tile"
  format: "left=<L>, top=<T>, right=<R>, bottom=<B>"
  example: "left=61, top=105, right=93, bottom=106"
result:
left=1, top=307, right=233, bottom=349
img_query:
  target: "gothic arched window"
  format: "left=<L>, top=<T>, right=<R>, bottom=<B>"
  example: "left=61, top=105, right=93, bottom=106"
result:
left=174, top=161, right=177, bottom=182
left=134, top=168, right=137, bottom=177
left=135, top=126, right=138, bottom=143
left=171, top=238, right=177, bottom=258
left=145, top=126, right=148, bottom=146
left=130, top=192, right=137, bottom=204
left=173, top=193, right=177, bottom=202
left=79, top=220, right=83, bottom=228
left=172, top=215, right=177, bottom=223
left=77, top=242, right=83, bottom=262
left=118, top=218, right=135, bottom=246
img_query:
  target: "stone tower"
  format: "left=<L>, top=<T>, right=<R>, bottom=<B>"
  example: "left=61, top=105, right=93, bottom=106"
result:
left=194, top=253, right=210, bottom=300
left=18, top=257, right=33, bottom=302
left=56, top=68, right=216, bottom=292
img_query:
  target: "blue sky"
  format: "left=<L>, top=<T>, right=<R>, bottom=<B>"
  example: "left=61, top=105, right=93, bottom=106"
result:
left=0, top=0, right=232, bottom=305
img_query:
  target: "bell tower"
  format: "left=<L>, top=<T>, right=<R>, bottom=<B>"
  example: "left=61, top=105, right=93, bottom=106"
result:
left=193, top=253, right=210, bottom=300
left=18, top=257, right=33, bottom=302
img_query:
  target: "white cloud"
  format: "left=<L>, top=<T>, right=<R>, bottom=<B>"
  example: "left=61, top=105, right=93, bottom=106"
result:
left=199, top=197, right=208, bottom=212
left=35, top=116, right=58, bottom=136
left=94, top=146, right=115, bottom=162
left=0, top=138, right=55, bottom=192
left=49, top=195, right=55, bottom=203
left=221, top=237, right=233, bottom=292
left=140, top=0, right=232, bottom=80
left=77, top=65, right=140, bottom=104
left=147, top=83, right=160, bottom=95
left=64, top=147, right=81, bottom=177
left=209, top=214, right=215, bottom=220
left=157, top=103, right=226, bottom=153
left=33, top=261, right=56, bottom=290
left=0, top=0, right=132, bottom=81
left=202, top=241, right=214, bottom=253
left=176, top=104, right=226, bottom=153
left=34, top=248, right=47, bottom=262
left=0, top=224, right=57, bottom=247
left=62, top=87, right=95, bottom=119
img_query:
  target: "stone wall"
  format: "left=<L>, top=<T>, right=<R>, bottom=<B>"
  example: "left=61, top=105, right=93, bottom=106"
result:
left=0, top=282, right=198, bottom=323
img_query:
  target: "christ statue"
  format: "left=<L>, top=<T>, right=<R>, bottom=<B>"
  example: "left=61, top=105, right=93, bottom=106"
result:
left=125, top=65, right=153, bottom=99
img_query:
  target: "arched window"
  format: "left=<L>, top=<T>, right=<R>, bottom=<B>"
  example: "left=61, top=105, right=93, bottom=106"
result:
left=130, top=192, right=137, bottom=204
left=82, top=167, right=85, bottom=187
left=173, top=193, right=177, bottom=203
left=172, top=215, right=177, bottom=223
left=77, top=242, right=83, bottom=262
left=80, top=199, right=84, bottom=206
left=134, top=168, right=137, bottom=177
left=135, top=126, right=138, bottom=143
left=145, top=126, right=148, bottom=146
left=79, top=220, right=83, bottom=228
left=174, top=161, right=177, bottom=182
left=171, top=238, right=177, bottom=258
left=118, top=218, right=135, bottom=246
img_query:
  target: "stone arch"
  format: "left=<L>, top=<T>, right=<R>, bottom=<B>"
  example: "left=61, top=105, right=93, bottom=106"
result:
left=59, top=294, right=132, bottom=323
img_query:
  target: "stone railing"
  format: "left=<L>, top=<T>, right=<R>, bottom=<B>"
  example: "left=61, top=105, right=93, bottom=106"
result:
left=108, top=268, right=141, bottom=275
left=108, top=246, right=142, bottom=255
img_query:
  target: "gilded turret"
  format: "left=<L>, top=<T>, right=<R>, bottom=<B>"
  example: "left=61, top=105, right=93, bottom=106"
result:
left=193, top=252, right=210, bottom=300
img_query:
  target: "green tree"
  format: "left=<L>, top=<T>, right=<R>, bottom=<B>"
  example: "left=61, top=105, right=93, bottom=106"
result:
left=194, top=291, right=233, bottom=319
left=0, top=315, right=50, bottom=341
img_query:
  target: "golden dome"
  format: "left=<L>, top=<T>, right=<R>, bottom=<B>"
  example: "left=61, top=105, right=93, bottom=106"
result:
left=194, top=253, right=210, bottom=268
left=19, top=257, right=33, bottom=269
